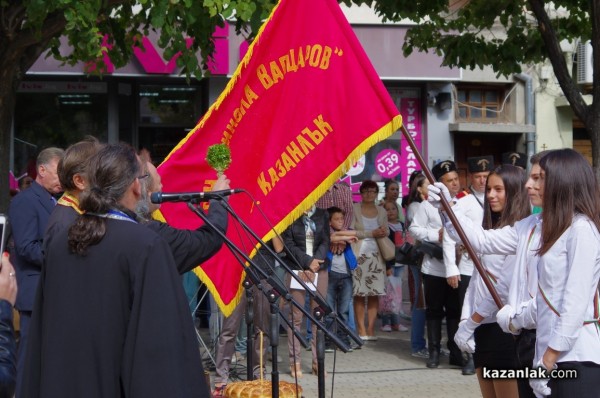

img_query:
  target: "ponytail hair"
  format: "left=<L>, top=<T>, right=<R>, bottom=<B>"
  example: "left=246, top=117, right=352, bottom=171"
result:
left=69, top=144, right=139, bottom=255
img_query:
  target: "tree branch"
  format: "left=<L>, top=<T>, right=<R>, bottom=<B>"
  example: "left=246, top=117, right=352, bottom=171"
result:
left=527, top=0, right=589, bottom=124
left=0, top=1, right=26, bottom=38
left=10, top=12, right=67, bottom=50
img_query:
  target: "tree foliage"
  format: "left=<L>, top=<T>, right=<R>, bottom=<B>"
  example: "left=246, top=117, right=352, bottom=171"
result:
left=0, top=0, right=277, bottom=211
left=343, top=0, right=600, bottom=178
left=1, top=0, right=600, bottom=212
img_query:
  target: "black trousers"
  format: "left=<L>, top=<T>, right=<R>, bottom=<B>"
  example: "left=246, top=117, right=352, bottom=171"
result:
left=515, top=329, right=537, bottom=398
left=422, top=273, right=460, bottom=321
left=550, top=361, right=600, bottom=398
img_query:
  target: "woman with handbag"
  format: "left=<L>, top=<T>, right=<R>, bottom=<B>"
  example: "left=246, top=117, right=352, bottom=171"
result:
left=351, top=180, right=389, bottom=341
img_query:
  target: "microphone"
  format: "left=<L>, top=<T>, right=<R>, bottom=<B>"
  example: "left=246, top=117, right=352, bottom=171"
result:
left=150, top=189, right=243, bottom=204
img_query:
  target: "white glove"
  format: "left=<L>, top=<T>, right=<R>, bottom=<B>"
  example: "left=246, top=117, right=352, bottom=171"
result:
left=529, top=359, right=554, bottom=397
left=454, top=318, right=478, bottom=353
left=496, top=304, right=519, bottom=334
left=427, top=182, right=452, bottom=209
left=512, top=300, right=537, bottom=331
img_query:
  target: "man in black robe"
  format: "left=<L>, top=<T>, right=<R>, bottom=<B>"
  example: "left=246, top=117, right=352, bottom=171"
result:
left=21, top=144, right=211, bottom=398
left=45, top=142, right=230, bottom=275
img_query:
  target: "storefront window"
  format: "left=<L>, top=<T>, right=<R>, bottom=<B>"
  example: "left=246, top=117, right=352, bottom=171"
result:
left=139, top=85, right=199, bottom=125
left=138, top=84, right=203, bottom=163
left=13, top=82, right=108, bottom=179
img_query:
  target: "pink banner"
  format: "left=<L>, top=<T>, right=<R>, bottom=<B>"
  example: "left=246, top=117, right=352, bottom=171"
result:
left=399, top=98, right=422, bottom=193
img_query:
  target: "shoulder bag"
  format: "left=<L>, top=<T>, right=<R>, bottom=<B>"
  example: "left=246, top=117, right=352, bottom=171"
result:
left=376, top=236, right=396, bottom=261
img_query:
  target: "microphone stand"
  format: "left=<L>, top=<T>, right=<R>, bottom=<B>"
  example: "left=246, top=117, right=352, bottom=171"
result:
left=213, top=198, right=367, bottom=398
left=216, top=199, right=362, bottom=348
left=313, top=307, right=326, bottom=398
left=243, top=278, right=254, bottom=381
left=186, top=200, right=347, bottom=398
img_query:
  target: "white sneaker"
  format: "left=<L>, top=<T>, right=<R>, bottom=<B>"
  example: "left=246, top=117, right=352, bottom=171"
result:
left=231, top=351, right=245, bottom=363
left=380, top=325, right=392, bottom=332
left=411, top=348, right=429, bottom=358
left=392, top=324, right=409, bottom=332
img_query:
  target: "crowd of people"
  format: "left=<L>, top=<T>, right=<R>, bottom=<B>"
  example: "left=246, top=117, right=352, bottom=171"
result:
left=2, top=140, right=599, bottom=398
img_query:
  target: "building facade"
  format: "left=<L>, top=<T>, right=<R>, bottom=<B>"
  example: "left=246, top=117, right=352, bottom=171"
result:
left=11, top=4, right=582, bottom=195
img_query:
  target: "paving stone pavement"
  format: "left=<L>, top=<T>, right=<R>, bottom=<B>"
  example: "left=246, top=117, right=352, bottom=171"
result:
left=204, top=327, right=481, bottom=398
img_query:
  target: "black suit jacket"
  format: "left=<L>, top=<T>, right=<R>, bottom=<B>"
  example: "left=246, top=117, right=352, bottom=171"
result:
left=8, top=181, right=56, bottom=311
left=282, top=208, right=330, bottom=271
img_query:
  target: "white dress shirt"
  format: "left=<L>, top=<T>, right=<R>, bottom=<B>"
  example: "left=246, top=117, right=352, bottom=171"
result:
left=409, top=201, right=445, bottom=277
left=445, top=211, right=542, bottom=326
left=443, top=193, right=483, bottom=278
left=461, top=253, right=515, bottom=324
left=533, top=215, right=600, bottom=365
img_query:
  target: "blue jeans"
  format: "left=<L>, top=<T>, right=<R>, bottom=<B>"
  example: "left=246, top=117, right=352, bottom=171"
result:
left=347, top=297, right=356, bottom=332
left=326, top=271, right=353, bottom=341
left=410, top=265, right=426, bottom=352
left=381, top=266, right=404, bottom=327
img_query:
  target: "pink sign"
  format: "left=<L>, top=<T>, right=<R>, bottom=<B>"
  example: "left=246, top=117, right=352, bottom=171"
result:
left=375, top=149, right=401, bottom=178
left=399, top=98, right=422, bottom=193
left=88, top=27, right=229, bottom=75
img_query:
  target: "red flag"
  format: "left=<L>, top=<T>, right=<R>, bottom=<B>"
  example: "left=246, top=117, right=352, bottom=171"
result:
left=157, top=0, right=402, bottom=315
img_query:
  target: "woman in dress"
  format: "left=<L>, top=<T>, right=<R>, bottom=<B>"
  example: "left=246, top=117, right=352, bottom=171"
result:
left=351, top=180, right=388, bottom=340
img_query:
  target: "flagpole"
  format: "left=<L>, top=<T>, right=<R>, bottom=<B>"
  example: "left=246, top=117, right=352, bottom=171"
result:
left=400, top=125, right=503, bottom=309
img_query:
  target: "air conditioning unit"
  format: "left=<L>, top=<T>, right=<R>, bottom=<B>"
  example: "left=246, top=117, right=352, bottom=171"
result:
left=577, top=40, right=593, bottom=84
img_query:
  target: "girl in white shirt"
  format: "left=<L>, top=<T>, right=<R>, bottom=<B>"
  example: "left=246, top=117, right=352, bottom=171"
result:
left=454, top=165, right=530, bottom=398
left=432, top=149, right=600, bottom=397
left=519, top=149, right=600, bottom=397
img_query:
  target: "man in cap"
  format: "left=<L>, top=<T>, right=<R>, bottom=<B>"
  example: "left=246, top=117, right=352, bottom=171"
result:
left=442, top=155, right=494, bottom=375
left=502, top=152, right=528, bottom=169
left=409, top=160, right=462, bottom=369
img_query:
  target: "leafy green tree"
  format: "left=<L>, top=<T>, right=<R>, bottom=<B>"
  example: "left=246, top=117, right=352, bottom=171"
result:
left=0, top=0, right=276, bottom=211
left=343, top=0, right=599, bottom=174
left=1, top=0, right=598, bottom=213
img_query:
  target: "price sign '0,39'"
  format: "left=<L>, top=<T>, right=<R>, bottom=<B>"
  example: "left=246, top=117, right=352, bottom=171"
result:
left=375, top=149, right=401, bottom=179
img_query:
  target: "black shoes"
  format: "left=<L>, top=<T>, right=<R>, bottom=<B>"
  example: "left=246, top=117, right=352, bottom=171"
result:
left=462, top=353, right=475, bottom=375
left=426, top=349, right=440, bottom=368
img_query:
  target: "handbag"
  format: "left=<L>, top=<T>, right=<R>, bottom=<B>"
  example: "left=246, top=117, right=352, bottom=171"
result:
left=378, top=275, right=403, bottom=314
left=417, top=241, right=444, bottom=261
left=376, top=236, right=396, bottom=261
left=396, top=242, right=424, bottom=266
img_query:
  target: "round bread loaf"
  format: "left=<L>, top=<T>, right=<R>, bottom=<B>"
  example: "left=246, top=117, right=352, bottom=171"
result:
left=224, top=380, right=302, bottom=398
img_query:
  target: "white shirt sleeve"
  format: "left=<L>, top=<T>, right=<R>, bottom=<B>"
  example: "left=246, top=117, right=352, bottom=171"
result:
left=408, top=202, right=441, bottom=243
left=548, top=220, right=600, bottom=351
left=443, top=226, right=460, bottom=278
left=443, top=209, right=521, bottom=256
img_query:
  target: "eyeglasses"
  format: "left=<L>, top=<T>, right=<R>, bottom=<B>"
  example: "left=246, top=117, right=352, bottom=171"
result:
left=137, top=174, right=149, bottom=180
